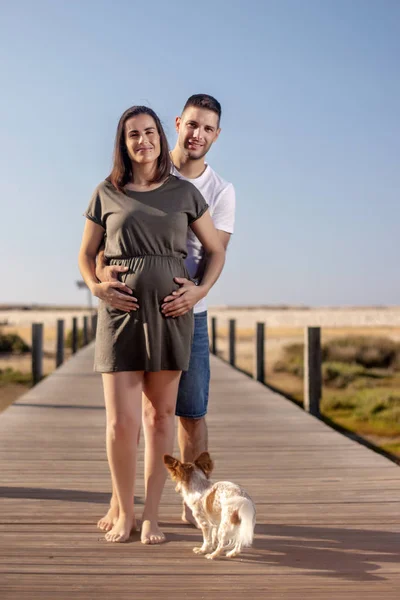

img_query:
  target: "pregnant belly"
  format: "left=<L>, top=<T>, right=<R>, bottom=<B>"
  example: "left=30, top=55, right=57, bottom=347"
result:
left=113, top=256, right=188, bottom=302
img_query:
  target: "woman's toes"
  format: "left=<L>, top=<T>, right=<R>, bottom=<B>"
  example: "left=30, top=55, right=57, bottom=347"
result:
left=141, top=519, right=166, bottom=545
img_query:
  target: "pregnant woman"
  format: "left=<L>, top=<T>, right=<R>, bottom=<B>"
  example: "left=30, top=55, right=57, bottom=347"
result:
left=78, top=105, right=225, bottom=544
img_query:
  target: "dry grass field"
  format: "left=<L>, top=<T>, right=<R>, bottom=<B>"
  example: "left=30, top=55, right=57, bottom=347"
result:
left=0, top=309, right=92, bottom=412
left=209, top=307, right=400, bottom=460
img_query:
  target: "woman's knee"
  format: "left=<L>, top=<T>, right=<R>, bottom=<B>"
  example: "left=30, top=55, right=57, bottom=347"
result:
left=143, top=402, right=175, bottom=431
left=107, top=413, right=139, bottom=441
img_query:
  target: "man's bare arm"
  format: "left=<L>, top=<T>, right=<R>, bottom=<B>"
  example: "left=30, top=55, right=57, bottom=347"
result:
left=162, top=229, right=231, bottom=315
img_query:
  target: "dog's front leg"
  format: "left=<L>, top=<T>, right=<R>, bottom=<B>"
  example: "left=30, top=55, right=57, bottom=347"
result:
left=193, top=523, right=213, bottom=555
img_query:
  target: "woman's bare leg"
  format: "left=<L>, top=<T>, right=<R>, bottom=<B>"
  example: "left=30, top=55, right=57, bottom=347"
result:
left=141, top=370, right=181, bottom=544
left=102, top=371, right=143, bottom=542
left=97, top=427, right=141, bottom=532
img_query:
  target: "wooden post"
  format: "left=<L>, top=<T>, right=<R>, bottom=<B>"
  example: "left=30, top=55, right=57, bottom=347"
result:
left=72, top=317, right=78, bottom=354
left=229, top=319, right=236, bottom=367
left=91, top=313, right=97, bottom=341
left=304, top=327, right=322, bottom=416
left=210, top=316, right=217, bottom=355
left=255, top=322, right=265, bottom=383
left=83, top=316, right=89, bottom=346
left=56, top=319, right=64, bottom=367
left=32, top=323, right=43, bottom=385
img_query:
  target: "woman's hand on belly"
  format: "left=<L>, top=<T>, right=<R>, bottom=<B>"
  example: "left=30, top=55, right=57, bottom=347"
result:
left=161, top=277, right=205, bottom=318
left=93, top=282, right=139, bottom=312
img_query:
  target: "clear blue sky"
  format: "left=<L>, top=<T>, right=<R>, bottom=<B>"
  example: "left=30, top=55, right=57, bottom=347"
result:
left=1, top=0, right=399, bottom=307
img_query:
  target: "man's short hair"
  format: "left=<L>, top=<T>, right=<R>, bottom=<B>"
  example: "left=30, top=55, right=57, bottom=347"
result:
left=182, top=94, right=222, bottom=124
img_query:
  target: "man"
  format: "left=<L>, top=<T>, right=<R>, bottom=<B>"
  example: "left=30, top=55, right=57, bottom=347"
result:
left=96, top=94, right=236, bottom=530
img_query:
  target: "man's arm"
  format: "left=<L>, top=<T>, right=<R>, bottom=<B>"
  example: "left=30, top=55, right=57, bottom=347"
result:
left=161, top=229, right=231, bottom=315
left=194, top=230, right=231, bottom=281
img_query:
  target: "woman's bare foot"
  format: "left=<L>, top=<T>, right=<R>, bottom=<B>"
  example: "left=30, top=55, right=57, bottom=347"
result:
left=105, top=513, right=137, bottom=543
left=141, top=518, right=166, bottom=545
left=182, top=503, right=200, bottom=528
left=97, top=504, right=119, bottom=532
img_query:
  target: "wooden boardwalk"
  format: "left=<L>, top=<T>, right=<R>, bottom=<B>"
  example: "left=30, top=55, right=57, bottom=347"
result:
left=0, top=344, right=400, bottom=599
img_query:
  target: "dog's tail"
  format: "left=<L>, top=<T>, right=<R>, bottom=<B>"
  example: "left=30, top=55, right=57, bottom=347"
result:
left=225, top=497, right=256, bottom=548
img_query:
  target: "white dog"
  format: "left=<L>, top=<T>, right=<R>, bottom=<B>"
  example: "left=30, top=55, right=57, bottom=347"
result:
left=164, top=452, right=256, bottom=559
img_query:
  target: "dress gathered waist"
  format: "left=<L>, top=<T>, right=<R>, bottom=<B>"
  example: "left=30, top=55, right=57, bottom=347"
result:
left=108, top=254, right=184, bottom=261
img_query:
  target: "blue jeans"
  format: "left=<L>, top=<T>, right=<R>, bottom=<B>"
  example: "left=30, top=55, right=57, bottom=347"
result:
left=175, top=311, right=210, bottom=419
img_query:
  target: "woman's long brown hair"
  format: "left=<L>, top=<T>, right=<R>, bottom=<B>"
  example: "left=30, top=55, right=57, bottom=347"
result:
left=109, top=106, right=171, bottom=191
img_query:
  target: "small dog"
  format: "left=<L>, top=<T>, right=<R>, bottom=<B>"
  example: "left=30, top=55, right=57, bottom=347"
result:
left=163, top=452, right=256, bottom=559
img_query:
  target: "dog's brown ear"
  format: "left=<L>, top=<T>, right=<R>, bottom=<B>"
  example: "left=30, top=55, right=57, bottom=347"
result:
left=163, top=454, right=181, bottom=474
left=194, top=452, right=214, bottom=478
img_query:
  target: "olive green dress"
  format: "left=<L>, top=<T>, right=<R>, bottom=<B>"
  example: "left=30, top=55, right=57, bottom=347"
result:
left=84, top=176, right=208, bottom=372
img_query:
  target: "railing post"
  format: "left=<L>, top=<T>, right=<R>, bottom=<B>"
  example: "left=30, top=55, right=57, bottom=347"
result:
left=304, top=327, right=322, bottom=416
left=72, top=317, right=78, bottom=354
left=210, top=316, right=217, bottom=355
left=255, top=322, right=265, bottom=382
left=32, top=323, right=43, bottom=385
left=91, top=313, right=98, bottom=341
left=83, top=315, right=89, bottom=346
left=56, top=319, right=64, bottom=367
left=229, top=319, right=236, bottom=367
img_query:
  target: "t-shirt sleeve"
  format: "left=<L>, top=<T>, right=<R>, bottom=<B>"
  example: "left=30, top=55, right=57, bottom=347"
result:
left=83, top=185, right=106, bottom=229
left=187, top=186, right=209, bottom=224
left=211, top=183, right=236, bottom=234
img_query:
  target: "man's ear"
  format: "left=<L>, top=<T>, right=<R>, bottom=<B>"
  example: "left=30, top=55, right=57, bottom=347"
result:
left=175, top=116, right=181, bottom=133
left=194, top=452, right=214, bottom=478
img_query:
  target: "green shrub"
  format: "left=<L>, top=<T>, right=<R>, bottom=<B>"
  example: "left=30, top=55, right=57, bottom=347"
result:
left=323, top=388, right=400, bottom=425
left=65, top=328, right=84, bottom=349
left=274, top=336, right=400, bottom=382
left=0, top=368, right=32, bottom=385
left=0, top=333, right=30, bottom=354
left=323, top=336, right=399, bottom=369
left=322, top=362, right=366, bottom=388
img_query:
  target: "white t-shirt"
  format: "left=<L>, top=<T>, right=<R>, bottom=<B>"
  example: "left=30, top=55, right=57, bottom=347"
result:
left=172, top=164, right=236, bottom=314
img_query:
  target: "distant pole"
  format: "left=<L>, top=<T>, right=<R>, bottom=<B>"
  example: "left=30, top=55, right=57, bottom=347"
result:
left=72, top=317, right=78, bottom=353
left=91, top=312, right=97, bottom=341
left=255, top=322, right=265, bottom=383
left=76, top=280, right=92, bottom=310
left=83, top=316, right=89, bottom=346
left=229, top=319, right=236, bottom=367
left=32, top=323, right=43, bottom=385
left=56, top=319, right=64, bottom=367
left=210, top=317, right=217, bottom=355
left=304, top=327, right=322, bottom=416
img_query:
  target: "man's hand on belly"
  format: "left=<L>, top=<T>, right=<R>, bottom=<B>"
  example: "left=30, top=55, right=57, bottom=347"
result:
left=161, top=277, right=206, bottom=318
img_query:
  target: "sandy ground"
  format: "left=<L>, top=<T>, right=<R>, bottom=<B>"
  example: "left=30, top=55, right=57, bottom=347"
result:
left=208, top=306, right=400, bottom=328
